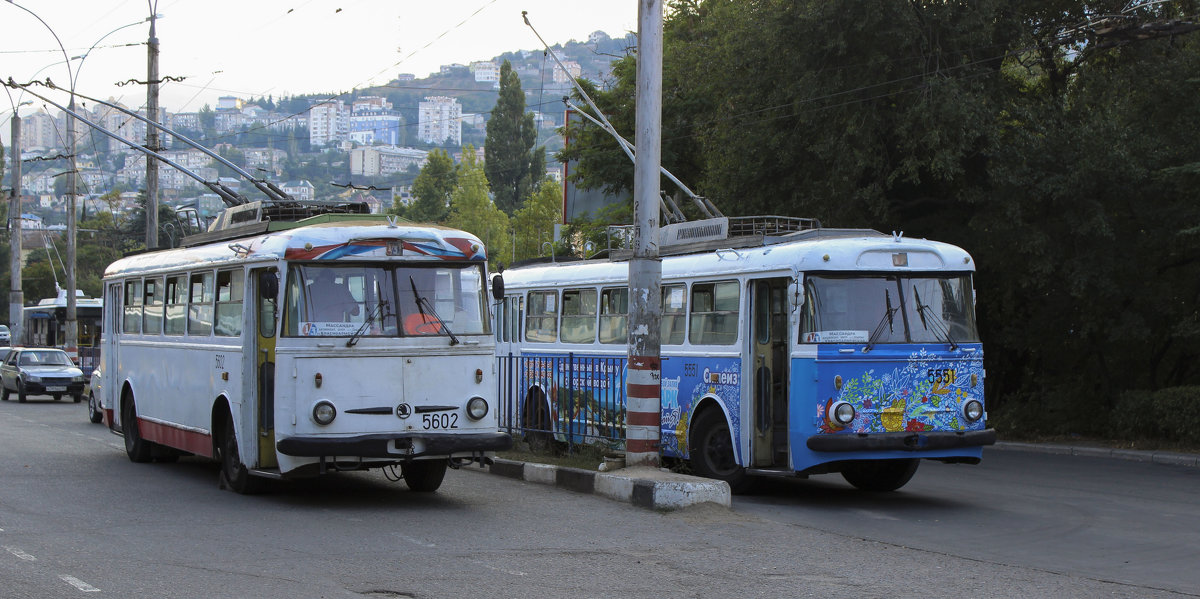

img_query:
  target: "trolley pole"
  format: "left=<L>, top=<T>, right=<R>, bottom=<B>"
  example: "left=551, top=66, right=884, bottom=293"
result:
left=145, top=12, right=160, bottom=250
left=9, top=115, right=24, bottom=343
left=625, top=0, right=663, bottom=469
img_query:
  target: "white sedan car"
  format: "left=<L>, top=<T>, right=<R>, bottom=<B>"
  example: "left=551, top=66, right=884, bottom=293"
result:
left=87, top=364, right=104, bottom=423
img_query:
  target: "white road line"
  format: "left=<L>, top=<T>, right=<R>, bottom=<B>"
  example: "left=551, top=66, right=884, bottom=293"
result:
left=467, top=559, right=527, bottom=576
left=3, top=546, right=37, bottom=561
left=60, top=575, right=101, bottom=592
left=393, top=533, right=436, bottom=548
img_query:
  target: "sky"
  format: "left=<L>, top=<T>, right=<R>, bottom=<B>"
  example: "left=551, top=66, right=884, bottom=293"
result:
left=2, top=0, right=638, bottom=122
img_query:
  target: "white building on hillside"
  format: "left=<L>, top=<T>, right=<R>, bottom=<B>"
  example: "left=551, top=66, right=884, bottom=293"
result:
left=309, top=100, right=349, bottom=147
left=418, top=96, right=461, bottom=146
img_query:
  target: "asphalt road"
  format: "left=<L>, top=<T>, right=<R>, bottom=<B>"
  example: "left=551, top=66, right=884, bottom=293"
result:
left=1, top=398, right=1197, bottom=599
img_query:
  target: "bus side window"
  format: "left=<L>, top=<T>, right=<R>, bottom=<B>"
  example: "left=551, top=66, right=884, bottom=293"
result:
left=525, top=291, right=557, bottom=343
left=689, top=281, right=739, bottom=345
left=599, top=287, right=628, bottom=344
left=188, top=271, right=215, bottom=336
left=215, top=270, right=244, bottom=337
left=511, top=296, right=523, bottom=342
left=143, top=277, right=163, bottom=335
left=560, top=288, right=597, bottom=344
left=123, top=279, right=143, bottom=334
left=662, top=284, right=686, bottom=345
left=164, top=275, right=187, bottom=335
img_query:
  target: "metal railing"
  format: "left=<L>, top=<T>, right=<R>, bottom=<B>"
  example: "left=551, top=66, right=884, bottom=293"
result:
left=497, top=353, right=628, bottom=454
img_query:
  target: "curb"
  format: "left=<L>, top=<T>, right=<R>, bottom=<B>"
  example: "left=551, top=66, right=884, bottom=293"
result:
left=481, top=458, right=731, bottom=510
left=992, top=441, right=1200, bottom=467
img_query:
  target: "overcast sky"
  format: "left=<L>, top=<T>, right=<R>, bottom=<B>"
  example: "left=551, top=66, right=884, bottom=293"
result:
left=2, top=0, right=638, bottom=121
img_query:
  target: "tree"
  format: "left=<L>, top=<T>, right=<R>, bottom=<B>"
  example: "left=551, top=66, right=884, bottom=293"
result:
left=485, top=60, right=545, bottom=215
left=511, top=179, right=563, bottom=262
left=446, top=147, right=512, bottom=265
left=400, top=149, right=457, bottom=223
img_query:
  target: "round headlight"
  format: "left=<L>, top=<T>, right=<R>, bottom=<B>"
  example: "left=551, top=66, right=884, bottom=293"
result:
left=313, top=401, right=337, bottom=425
left=832, top=401, right=856, bottom=425
left=466, top=396, right=488, bottom=420
left=962, top=399, right=984, bottom=422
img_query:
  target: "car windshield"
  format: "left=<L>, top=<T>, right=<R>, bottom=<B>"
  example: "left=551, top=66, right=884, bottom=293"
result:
left=800, top=273, right=980, bottom=344
left=20, top=351, right=72, bottom=366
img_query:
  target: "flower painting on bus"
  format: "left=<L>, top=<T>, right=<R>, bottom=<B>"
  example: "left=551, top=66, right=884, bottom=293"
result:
left=660, top=358, right=742, bottom=459
left=815, top=346, right=986, bottom=435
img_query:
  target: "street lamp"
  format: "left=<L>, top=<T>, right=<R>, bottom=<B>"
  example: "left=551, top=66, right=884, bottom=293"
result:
left=3, top=93, right=32, bottom=344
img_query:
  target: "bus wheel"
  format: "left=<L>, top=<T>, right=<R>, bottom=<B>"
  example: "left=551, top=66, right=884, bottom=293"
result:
left=219, top=411, right=264, bottom=494
left=841, top=459, right=920, bottom=492
left=403, top=459, right=448, bottom=492
left=122, top=396, right=153, bottom=463
left=688, top=408, right=753, bottom=494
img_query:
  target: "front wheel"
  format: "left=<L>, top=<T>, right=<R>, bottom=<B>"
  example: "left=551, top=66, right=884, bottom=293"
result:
left=688, top=408, right=753, bottom=493
left=841, top=459, right=920, bottom=492
left=88, top=393, right=103, bottom=423
left=403, top=459, right=448, bottom=492
left=72, top=392, right=82, bottom=403
left=18, top=380, right=27, bottom=403
left=52, top=393, right=62, bottom=401
left=122, top=396, right=153, bottom=463
left=219, top=411, right=264, bottom=494
left=1, top=384, right=9, bottom=401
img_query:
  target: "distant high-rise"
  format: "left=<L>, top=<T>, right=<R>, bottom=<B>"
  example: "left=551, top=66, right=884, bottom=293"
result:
left=309, top=100, right=350, bottom=147
left=418, top=96, right=462, bottom=146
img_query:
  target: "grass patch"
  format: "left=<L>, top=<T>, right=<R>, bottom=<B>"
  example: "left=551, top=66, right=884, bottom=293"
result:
left=498, top=442, right=614, bottom=471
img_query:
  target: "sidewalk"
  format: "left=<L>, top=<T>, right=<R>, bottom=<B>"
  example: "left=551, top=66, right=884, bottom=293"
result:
left=992, top=440, right=1200, bottom=467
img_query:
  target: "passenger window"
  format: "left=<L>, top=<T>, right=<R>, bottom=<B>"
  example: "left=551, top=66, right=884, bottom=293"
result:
left=123, top=279, right=143, bottom=334
left=142, top=277, right=163, bottom=335
left=599, top=287, right=628, bottom=344
left=560, top=288, right=597, bottom=344
left=215, top=270, right=244, bottom=337
left=164, top=275, right=187, bottom=335
left=662, top=284, right=686, bottom=345
left=525, top=291, right=558, bottom=343
left=689, top=281, right=739, bottom=345
left=188, top=271, right=215, bottom=336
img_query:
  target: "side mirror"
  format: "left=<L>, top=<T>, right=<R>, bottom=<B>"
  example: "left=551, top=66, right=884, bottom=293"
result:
left=259, top=270, right=279, bottom=299
left=491, top=273, right=505, bottom=300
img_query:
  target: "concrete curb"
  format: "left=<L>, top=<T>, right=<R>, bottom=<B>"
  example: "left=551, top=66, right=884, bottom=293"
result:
left=478, top=458, right=731, bottom=510
left=993, top=441, right=1200, bottom=467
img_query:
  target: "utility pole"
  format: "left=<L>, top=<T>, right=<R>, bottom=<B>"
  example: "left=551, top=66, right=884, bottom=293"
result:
left=65, top=95, right=78, bottom=363
left=625, top=0, right=663, bottom=469
left=145, top=11, right=160, bottom=250
left=9, top=115, right=24, bottom=343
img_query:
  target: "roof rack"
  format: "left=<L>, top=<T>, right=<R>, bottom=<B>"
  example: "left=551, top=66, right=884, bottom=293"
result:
left=605, top=215, right=829, bottom=259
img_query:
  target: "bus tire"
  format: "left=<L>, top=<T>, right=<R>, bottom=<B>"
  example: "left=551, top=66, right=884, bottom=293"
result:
left=840, top=459, right=920, bottom=492
left=403, top=459, right=448, bottom=492
left=218, top=410, right=264, bottom=494
left=122, top=395, right=153, bottom=463
left=688, top=407, right=753, bottom=494
left=88, top=392, right=104, bottom=423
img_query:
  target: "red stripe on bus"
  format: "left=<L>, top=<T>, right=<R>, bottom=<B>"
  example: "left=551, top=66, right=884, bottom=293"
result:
left=626, top=383, right=660, bottom=397
left=138, top=418, right=214, bottom=458
left=626, top=411, right=660, bottom=426
left=625, top=438, right=658, bottom=453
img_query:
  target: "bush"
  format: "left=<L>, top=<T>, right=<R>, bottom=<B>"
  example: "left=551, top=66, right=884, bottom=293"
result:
left=1109, top=386, right=1200, bottom=446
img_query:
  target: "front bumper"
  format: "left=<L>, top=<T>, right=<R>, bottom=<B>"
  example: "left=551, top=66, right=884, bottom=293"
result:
left=806, top=428, right=997, bottom=452
left=276, top=431, right=513, bottom=458
left=24, top=381, right=86, bottom=396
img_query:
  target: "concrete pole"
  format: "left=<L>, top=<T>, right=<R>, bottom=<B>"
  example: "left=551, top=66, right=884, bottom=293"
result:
left=65, top=100, right=78, bottom=361
left=145, top=13, right=160, bottom=250
left=625, top=0, right=663, bottom=469
left=9, top=116, right=24, bottom=343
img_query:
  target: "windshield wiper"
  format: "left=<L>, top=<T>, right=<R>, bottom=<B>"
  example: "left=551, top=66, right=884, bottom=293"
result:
left=913, top=287, right=957, bottom=350
left=864, top=290, right=897, bottom=352
left=409, top=276, right=460, bottom=346
left=346, top=300, right=390, bottom=347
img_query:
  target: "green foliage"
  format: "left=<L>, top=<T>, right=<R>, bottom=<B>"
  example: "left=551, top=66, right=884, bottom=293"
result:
left=485, top=61, right=546, bottom=215
left=400, top=149, right=457, bottom=224
left=446, top=149, right=512, bottom=264
left=1109, top=387, right=1200, bottom=447
left=511, top=180, right=563, bottom=263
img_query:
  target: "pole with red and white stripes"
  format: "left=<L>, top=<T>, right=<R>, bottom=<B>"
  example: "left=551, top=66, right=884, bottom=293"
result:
left=626, top=0, right=663, bottom=468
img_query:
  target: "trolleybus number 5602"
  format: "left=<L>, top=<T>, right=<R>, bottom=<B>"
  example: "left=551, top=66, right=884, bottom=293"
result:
left=423, top=413, right=459, bottom=429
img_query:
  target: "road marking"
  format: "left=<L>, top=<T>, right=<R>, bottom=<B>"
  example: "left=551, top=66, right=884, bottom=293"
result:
left=849, top=508, right=900, bottom=521
left=466, top=559, right=526, bottom=576
left=3, top=546, right=37, bottom=561
left=60, top=575, right=101, bottom=592
left=393, top=533, right=435, bottom=548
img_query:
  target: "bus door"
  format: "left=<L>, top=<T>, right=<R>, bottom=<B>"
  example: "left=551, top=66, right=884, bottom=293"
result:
left=104, top=282, right=122, bottom=424
left=750, top=278, right=790, bottom=467
left=252, top=267, right=280, bottom=469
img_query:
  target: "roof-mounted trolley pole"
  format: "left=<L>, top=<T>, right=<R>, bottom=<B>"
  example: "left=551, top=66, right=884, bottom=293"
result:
left=626, top=0, right=664, bottom=469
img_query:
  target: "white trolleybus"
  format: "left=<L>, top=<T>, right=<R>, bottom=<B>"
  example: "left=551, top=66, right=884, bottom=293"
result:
left=493, top=216, right=995, bottom=492
left=99, top=209, right=511, bottom=493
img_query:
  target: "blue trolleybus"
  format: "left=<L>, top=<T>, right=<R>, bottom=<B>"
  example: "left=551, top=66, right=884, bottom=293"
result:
left=492, top=217, right=995, bottom=492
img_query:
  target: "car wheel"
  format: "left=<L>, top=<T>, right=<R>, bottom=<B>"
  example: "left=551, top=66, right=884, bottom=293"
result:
left=72, top=392, right=82, bottom=403
left=88, top=392, right=103, bottom=423
left=17, top=379, right=26, bottom=403
left=52, top=393, right=63, bottom=401
left=1, top=384, right=8, bottom=401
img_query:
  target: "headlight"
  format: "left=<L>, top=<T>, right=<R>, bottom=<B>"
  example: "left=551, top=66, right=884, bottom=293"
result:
left=466, top=396, right=488, bottom=420
left=313, top=401, right=337, bottom=425
left=962, top=399, right=984, bottom=422
left=73, top=375, right=86, bottom=383
left=831, top=401, right=855, bottom=425
left=25, top=374, right=41, bottom=383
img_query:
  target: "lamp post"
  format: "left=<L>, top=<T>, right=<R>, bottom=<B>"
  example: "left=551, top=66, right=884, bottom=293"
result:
left=3, top=96, right=32, bottom=343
